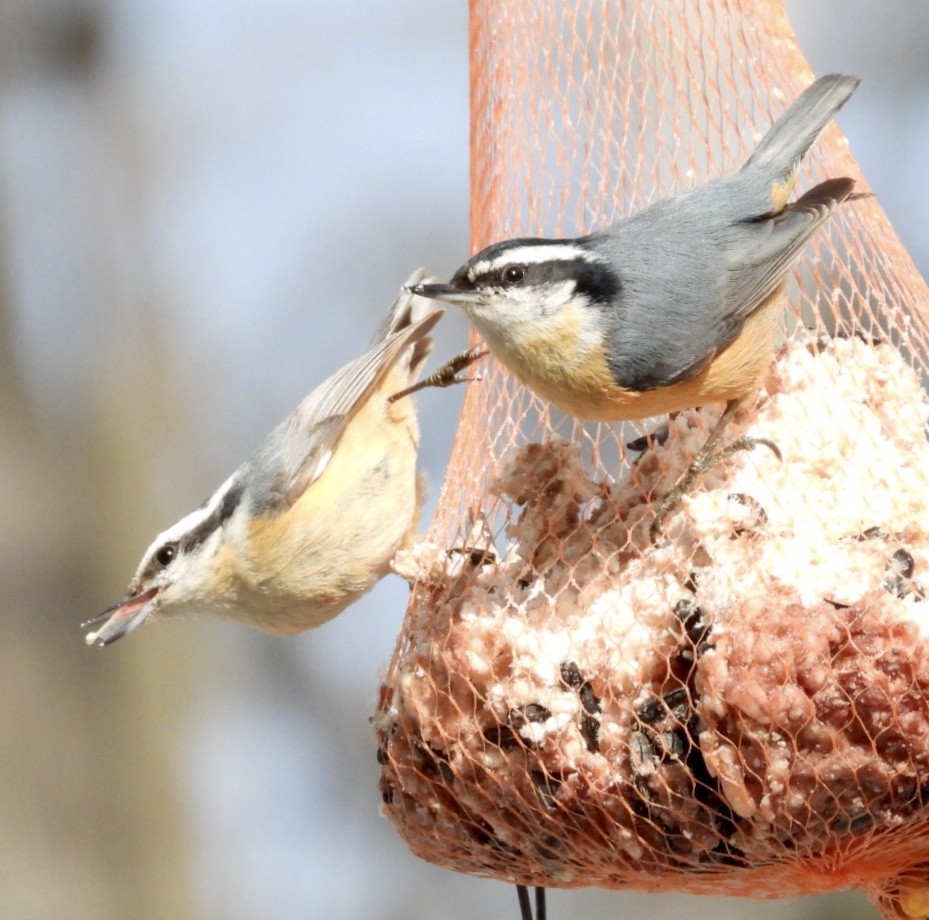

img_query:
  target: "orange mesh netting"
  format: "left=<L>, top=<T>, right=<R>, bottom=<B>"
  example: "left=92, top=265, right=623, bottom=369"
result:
left=374, top=2, right=929, bottom=918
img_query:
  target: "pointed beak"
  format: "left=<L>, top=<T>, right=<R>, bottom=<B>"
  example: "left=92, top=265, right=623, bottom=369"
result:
left=82, top=587, right=159, bottom=647
left=407, top=282, right=484, bottom=307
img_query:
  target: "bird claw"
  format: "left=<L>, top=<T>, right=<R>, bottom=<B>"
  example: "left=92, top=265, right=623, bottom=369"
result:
left=626, top=422, right=671, bottom=453
left=649, top=434, right=782, bottom=543
left=389, top=347, right=489, bottom=403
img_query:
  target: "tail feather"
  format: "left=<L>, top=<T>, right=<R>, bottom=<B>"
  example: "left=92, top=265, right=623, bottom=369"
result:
left=743, top=74, right=860, bottom=180
left=264, top=275, right=442, bottom=508
left=372, top=268, right=440, bottom=340
left=377, top=268, right=444, bottom=384
left=725, top=177, right=858, bottom=330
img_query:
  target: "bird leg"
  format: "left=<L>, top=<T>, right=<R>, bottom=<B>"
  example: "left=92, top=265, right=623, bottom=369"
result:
left=388, top=346, right=489, bottom=403
left=649, top=399, right=781, bottom=542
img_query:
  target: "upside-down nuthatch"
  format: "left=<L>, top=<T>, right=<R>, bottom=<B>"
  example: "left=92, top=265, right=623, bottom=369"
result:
left=412, top=74, right=862, bottom=533
left=84, top=271, right=444, bottom=646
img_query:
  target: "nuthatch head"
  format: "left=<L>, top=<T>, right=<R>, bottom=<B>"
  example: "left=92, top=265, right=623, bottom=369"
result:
left=411, top=74, right=861, bottom=425
left=84, top=271, right=443, bottom=646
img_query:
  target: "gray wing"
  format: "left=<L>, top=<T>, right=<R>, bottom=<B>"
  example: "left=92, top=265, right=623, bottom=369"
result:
left=601, top=178, right=853, bottom=391
left=716, top=177, right=855, bottom=335
left=243, top=271, right=443, bottom=513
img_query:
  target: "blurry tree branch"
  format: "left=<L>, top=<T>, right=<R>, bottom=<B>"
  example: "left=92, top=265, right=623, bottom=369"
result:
left=0, top=3, right=196, bottom=919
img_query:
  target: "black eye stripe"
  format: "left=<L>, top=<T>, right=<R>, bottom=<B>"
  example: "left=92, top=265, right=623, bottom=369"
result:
left=469, top=257, right=619, bottom=304
left=177, top=480, right=244, bottom=554
left=140, top=479, right=244, bottom=582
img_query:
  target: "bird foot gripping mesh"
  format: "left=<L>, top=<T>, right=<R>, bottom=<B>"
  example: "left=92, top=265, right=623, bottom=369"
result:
left=374, top=2, right=929, bottom=918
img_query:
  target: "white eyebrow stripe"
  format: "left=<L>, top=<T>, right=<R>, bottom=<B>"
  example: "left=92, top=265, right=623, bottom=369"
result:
left=472, top=244, right=605, bottom=275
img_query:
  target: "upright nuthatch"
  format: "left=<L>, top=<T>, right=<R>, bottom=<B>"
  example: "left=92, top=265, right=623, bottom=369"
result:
left=84, top=271, right=443, bottom=646
left=412, top=74, right=862, bottom=534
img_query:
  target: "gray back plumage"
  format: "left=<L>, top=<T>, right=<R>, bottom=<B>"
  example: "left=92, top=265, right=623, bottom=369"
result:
left=593, top=74, right=859, bottom=391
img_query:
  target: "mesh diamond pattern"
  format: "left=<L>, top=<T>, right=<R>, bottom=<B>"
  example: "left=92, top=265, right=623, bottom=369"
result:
left=375, top=3, right=929, bottom=917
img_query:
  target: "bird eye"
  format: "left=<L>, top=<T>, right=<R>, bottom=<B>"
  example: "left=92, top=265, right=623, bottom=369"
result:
left=155, top=543, right=178, bottom=567
left=501, top=265, right=525, bottom=285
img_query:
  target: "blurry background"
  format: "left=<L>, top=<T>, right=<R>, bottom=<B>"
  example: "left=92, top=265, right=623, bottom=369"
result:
left=1, top=1, right=926, bottom=918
